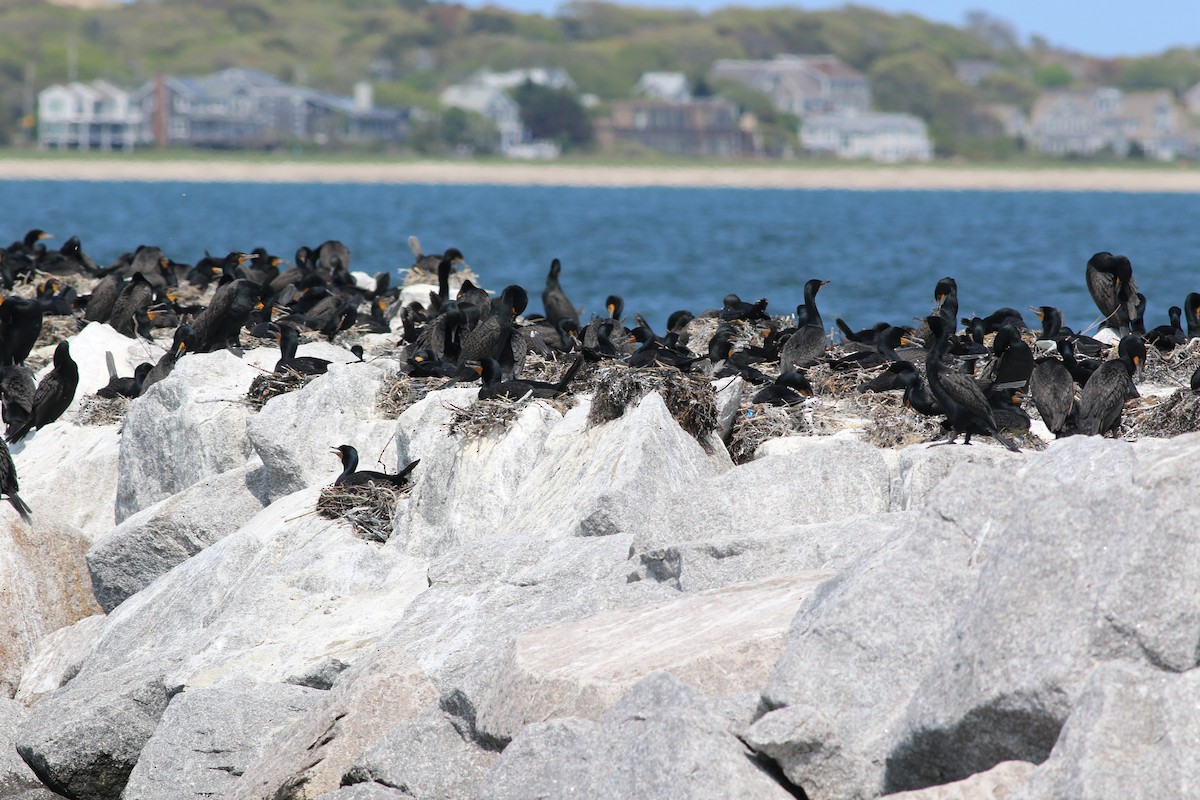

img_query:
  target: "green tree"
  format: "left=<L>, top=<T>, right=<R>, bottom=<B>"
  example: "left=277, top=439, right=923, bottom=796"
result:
left=510, top=79, right=593, bottom=150
left=1034, top=63, right=1073, bottom=88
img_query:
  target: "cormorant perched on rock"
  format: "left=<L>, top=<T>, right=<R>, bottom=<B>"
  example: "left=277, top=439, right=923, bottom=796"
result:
left=924, top=315, right=1019, bottom=451
left=1029, top=355, right=1076, bottom=438
left=456, top=285, right=528, bottom=377
left=0, top=296, right=43, bottom=366
left=108, top=272, right=154, bottom=338
left=84, top=273, right=126, bottom=324
left=541, top=258, right=579, bottom=329
left=275, top=324, right=331, bottom=375
left=332, top=445, right=419, bottom=488
left=1078, top=335, right=1145, bottom=437
left=191, top=278, right=268, bottom=353
left=478, top=354, right=583, bottom=401
left=0, top=365, right=34, bottom=441
left=0, top=436, right=30, bottom=524
left=779, top=279, right=829, bottom=369
left=1085, top=251, right=1138, bottom=334
left=7, top=341, right=79, bottom=444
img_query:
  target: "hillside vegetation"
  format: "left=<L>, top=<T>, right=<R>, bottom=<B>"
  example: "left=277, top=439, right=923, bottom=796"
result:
left=7, top=0, right=1200, bottom=155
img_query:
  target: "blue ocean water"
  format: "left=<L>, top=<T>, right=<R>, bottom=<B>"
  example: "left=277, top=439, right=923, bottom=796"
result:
left=3, top=179, right=1198, bottom=334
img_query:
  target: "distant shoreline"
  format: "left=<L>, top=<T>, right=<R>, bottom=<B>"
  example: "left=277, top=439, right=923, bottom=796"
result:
left=0, top=158, right=1198, bottom=192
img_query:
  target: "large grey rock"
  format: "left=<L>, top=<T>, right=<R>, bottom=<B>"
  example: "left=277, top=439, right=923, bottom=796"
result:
left=17, top=488, right=429, bottom=800
left=15, top=614, right=105, bottom=706
left=339, top=707, right=498, bottom=800
left=743, top=505, right=985, bottom=799
left=0, top=516, right=101, bottom=699
left=630, top=510, right=914, bottom=591
left=11, top=425, right=122, bottom=539
left=246, top=358, right=397, bottom=496
left=235, top=641, right=439, bottom=800
left=0, top=699, right=57, bottom=797
left=890, top=442, right=1024, bottom=511
left=884, top=761, right=1035, bottom=799
left=1014, top=662, right=1200, bottom=800
left=123, top=682, right=322, bottom=800
left=478, top=672, right=797, bottom=800
left=391, top=534, right=674, bottom=712
left=317, top=786, right=407, bottom=800
left=884, top=434, right=1200, bottom=792
left=475, top=573, right=830, bottom=744
left=116, top=350, right=262, bottom=521
left=86, top=458, right=273, bottom=612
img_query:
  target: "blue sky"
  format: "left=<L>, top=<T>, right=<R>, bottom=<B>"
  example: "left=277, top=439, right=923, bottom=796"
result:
left=471, top=0, right=1199, bottom=58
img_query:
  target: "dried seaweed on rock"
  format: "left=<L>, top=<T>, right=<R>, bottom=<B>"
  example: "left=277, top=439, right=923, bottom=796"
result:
left=378, top=375, right=450, bottom=419
left=246, top=369, right=315, bottom=410
left=75, top=394, right=131, bottom=427
left=316, top=482, right=405, bottom=542
left=587, top=365, right=718, bottom=441
left=1121, top=389, right=1200, bottom=438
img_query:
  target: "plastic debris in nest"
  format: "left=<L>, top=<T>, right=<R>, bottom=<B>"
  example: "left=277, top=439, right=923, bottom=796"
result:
left=246, top=369, right=316, bottom=410
left=726, top=402, right=809, bottom=464
left=445, top=396, right=525, bottom=439
left=588, top=365, right=718, bottom=441
left=75, top=394, right=131, bottom=427
left=316, top=482, right=408, bottom=542
left=378, top=375, right=451, bottom=419
left=1120, top=388, right=1200, bottom=439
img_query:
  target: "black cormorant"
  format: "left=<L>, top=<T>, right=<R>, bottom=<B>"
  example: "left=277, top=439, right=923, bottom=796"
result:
left=542, top=258, right=579, bottom=329
left=1085, top=251, right=1138, bottom=334
left=1078, top=334, right=1145, bottom=437
left=924, top=315, right=1019, bottom=451
left=1029, top=355, right=1076, bottom=438
left=478, top=353, right=583, bottom=400
left=332, top=445, right=419, bottom=488
left=7, top=341, right=79, bottom=443
left=275, top=324, right=331, bottom=375
left=0, top=437, right=30, bottom=524
left=779, top=279, right=829, bottom=368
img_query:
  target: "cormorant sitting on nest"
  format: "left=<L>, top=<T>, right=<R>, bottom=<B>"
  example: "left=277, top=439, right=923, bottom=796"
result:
left=275, top=324, right=331, bottom=375
left=7, top=341, right=79, bottom=444
left=332, top=445, right=419, bottom=488
left=97, top=352, right=153, bottom=399
left=477, top=354, right=583, bottom=401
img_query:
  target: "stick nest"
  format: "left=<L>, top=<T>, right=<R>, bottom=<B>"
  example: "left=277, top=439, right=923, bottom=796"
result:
left=378, top=375, right=450, bottom=419
left=246, top=369, right=316, bottom=410
left=727, top=403, right=809, bottom=464
left=76, top=394, right=131, bottom=426
left=1139, top=339, right=1200, bottom=389
left=445, top=396, right=525, bottom=439
left=316, top=482, right=408, bottom=542
left=588, top=365, right=718, bottom=441
left=1120, top=389, right=1200, bottom=438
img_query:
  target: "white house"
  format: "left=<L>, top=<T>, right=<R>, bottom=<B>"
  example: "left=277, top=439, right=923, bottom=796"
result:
left=38, top=79, right=141, bottom=151
left=439, top=83, right=524, bottom=154
left=800, top=111, right=932, bottom=163
left=633, top=72, right=692, bottom=103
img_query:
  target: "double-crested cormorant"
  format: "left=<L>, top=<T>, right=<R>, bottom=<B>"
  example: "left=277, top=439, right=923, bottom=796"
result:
left=719, top=294, right=769, bottom=322
left=142, top=324, right=195, bottom=393
left=751, top=364, right=813, bottom=405
left=407, top=349, right=458, bottom=378
left=0, top=437, right=30, bottom=524
left=0, top=296, right=43, bottom=366
left=109, top=272, right=154, bottom=338
left=1029, top=355, right=1076, bottom=438
left=1078, top=334, right=1145, bottom=437
left=1185, top=293, right=1200, bottom=339
left=976, top=323, right=1034, bottom=397
left=779, top=279, right=829, bottom=368
left=332, top=445, right=419, bottom=488
left=7, top=341, right=79, bottom=444
left=605, top=295, right=624, bottom=321
left=1145, top=306, right=1186, bottom=351
left=191, top=278, right=268, bottom=353
left=1056, top=337, right=1101, bottom=388
left=97, top=353, right=153, bottom=399
left=924, top=315, right=1019, bottom=451
left=478, top=354, right=583, bottom=400
left=456, top=284, right=528, bottom=377
left=542, top=258, right=579, bottom=329
left=626, top=327, right=705, bottom=370
left=275, top=324, right=331, bottom=375
left=1085, top=251, right=1138, bottom=334
left=0, top=365, right=34, bottom=441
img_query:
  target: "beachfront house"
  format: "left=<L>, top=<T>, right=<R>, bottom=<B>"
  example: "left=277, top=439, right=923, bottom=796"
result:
left=596, top=97, right=754, bottom=157
left=37, top=80, right=141, bottom=151
left=709, top=54, right=870, bottom=116
left=800, top=111, right=932, bottom=163
left=633, top=72, right=692, bottom=103
left=132, top=68, right=407, bottom=149
left=1027, top=87, right=1186, bottom=160
left=440, top=68, right=578, bottom=158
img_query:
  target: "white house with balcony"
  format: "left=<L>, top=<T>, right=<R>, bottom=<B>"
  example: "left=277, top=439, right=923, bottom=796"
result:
left=38, top=80, right=141, bottom=151
left=800, top=110, right=932, bottom=162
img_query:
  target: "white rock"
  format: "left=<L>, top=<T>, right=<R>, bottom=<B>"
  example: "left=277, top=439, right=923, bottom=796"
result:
left=15, top=614, right=105, bottom=706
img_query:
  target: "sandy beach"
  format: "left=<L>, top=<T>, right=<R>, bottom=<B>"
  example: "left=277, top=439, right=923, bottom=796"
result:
left=0, top=158, right=1199, bottom=192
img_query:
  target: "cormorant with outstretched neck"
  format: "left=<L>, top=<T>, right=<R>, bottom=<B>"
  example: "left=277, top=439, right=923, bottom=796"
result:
left=1085, top=251, right=1138, bottom=334
left=542, top=258, right=579, bottom=329
left=275, top=324, right=331, bottom=375
left=478, top=353, right=583, bottom=400
left=1056, top=337, right=1101, bottom=388
left=0, top=436, right=30, bottom=524
left=7, top=341, right=79, bottom=444
left=779, top=279, right=829, bottom=368
left=924, top=315, right=1019, bottom=451
left=332, top=445, right=419, bottom=488
left=1078, top=334, right=1145, bottom=437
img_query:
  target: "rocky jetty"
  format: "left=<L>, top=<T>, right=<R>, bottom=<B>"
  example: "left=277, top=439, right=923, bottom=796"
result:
left=0, top=264, right=1197, bottom=800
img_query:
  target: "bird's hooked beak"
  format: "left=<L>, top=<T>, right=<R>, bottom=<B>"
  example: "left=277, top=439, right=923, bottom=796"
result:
left=331, top=447, right=343, bottom=460
left=1029, top=307, right=1044, bottom=320
left=38, top=232, right=52, bottom=240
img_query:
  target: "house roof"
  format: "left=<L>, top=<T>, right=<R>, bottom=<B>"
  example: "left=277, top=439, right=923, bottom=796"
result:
left=802, top=110, right=928, bottom=136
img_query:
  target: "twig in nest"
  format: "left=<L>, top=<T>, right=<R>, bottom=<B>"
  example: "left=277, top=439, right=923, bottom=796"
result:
left=76, top=394, right=131, bottom=427
left=726, top=403, right=809, bottom=464
left=1120, top=389, right=1200, bottom=439
left=315, top=482, right=407, bottom=542
left=588, top=365, right=718, bottom=441
left=445, top=396, right=524, bottom=438
left=378, top=375, right=450, bottom=419
left=246, top=369, right=316, bottom=410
